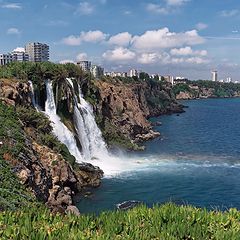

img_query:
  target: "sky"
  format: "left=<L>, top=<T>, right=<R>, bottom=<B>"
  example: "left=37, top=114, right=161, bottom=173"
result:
left=1, top=0, right=240, bottom=80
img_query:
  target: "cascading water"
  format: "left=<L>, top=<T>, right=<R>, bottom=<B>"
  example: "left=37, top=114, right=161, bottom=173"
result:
left=78, top=85, right=108, bottom=157
left=29, top=81, right=40, bottom=111
left=43, top=80, right=83, bottom=162
left=67, top=78, right=108, bottom=161
left=66, top=78, right=144, bottom=175
left=31, top=79, right=144, bottom=176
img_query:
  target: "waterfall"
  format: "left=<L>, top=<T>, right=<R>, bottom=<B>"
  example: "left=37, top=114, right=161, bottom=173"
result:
left=31, top=79, right=139, bottom=176
left=78, top=85, right=108, bottom=157
left=66, top=78, right=138, bottom=176
left=67, top=79, right=136, bottom=176
left=43, top=80, right=83, bottom=162
left=29, top=81, right=40, bottom=111
left=67, top=78, right=108, bottom=161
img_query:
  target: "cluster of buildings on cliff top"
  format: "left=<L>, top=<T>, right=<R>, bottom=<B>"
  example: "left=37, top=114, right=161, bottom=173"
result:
left=0, top=42, right=49, bottom=65
left=211, top=70, right=236, bottom=83
left=78, top=60, right=189, bottom=84
left=0, top=43, right=184, bottom=82
left=1, top=43, right=236, bottom=83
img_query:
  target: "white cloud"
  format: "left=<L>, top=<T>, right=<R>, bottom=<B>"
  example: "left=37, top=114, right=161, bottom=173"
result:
left=7, top=27, right=21, bottom=35
left=61, top=27, right=208, bottom=67
left=220, top=9, right=239, bottom=17
left=1, top=3, right=22, bottom=9
left=103, top=47, right=136, bottom=62
left=171, top=56, right=209, bottom=65
left=75, top=2, right=94, bottom=15
left=59, top=59, right=75, bottom=64
left=185, top=57, right=209, bottom=64
left=170, top=46, right=207, bottom=56
left=132, top=28, right=205, bottom=51
left=81, top=30, right=107, bottom=42
left=138, top=53, right=158, bottom=64
left=62, top=35, right=81, bottom=46
left=146, top=3, right=168, bottom=14
left=76, top=52, right=88, bottom=61
left=108, top=32, right=132, bottom=46
left=166, top=0, right=189, bottom=6
left=196, top=23, right=208, bottom=30
left=146, top=0, right=189, bottom=15
left=62, top=30, right=108, bottom=46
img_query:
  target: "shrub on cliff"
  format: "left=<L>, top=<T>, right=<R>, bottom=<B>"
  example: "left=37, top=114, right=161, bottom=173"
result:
left=0, top=103, right=35, bottom=211
left=16, top=106, right=76, bottom=167
left=16, top=106, right=52, bottom=133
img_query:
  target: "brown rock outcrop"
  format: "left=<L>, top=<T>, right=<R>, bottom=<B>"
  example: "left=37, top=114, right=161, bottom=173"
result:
left=95, top=81, right=153, bottom=140
left=93, top=80, right=184, bottom=144
left=176, top=91, right=195, bottom=100
left=0, top=79, right=32, bottom=106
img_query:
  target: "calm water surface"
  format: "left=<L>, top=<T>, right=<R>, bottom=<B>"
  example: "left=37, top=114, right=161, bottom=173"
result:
left=77, top=98, right=240, bottom=214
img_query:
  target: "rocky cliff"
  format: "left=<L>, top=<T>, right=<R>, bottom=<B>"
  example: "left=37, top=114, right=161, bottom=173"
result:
left=87, top=79, right=184, bottom=149
left=0, top=78, right=103, bottom=214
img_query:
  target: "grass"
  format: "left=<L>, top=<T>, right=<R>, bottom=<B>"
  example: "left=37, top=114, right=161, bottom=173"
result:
left=1, top=203, right=240, bottom=239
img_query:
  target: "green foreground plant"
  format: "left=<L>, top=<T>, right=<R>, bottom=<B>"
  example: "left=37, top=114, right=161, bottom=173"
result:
left=1, top=203, right=240, bottom=239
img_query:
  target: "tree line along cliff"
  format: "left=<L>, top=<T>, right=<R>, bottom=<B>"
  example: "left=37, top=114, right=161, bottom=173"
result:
left=173, top=80, right=240, bottom=100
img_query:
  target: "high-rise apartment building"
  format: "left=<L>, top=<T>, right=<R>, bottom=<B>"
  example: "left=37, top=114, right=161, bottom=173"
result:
left=0, top=54, right=14, bottom=65
left=90, top=65, right=104, bottom=78
left=12, top=48, right=29, bottom=62
left=211, top=71, right=218, bottom=82
left=25, top=42, right=49, bottom=62
left=77, top=61, right=92, bottom=72
left=129, top=69, right=138, bottom=77
left=226, top=77, right=232, bottom=83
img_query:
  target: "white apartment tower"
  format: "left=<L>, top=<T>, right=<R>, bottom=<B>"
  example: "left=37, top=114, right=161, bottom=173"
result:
left=77, top=61, right=92, bottom=72
left=211, top=71, right=218, bottom=82
left=90, top=65, right=104, bottom=78
left=226, top=77, right=232, bottom=83
left=129, top=69, right=138, bottom=77
left=12, top=48, right=29, bottom=62
left=25, top=42, right=49, bottom=62
left=0, top=54, right=14, bottom=65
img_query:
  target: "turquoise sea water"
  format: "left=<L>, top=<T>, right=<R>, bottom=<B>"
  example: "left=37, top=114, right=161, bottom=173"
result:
left=77, top=98, right=240, bottom=214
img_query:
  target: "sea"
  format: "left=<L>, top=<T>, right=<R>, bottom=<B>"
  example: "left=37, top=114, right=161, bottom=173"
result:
left=77, top=98, right=240, bottom=214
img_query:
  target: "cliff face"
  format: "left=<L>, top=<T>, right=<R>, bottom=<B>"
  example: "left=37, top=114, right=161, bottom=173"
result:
left=0, top=79, right=103, bottom=214
left=0, top=79, right=32, bottom=106
left=176, top=86, right=215, bottom=100
left=91, top=79, right=184, bottom=147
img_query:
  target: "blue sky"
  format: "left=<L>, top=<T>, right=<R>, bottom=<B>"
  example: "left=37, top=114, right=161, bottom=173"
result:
left=1, top=0, right=240, bottom=80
